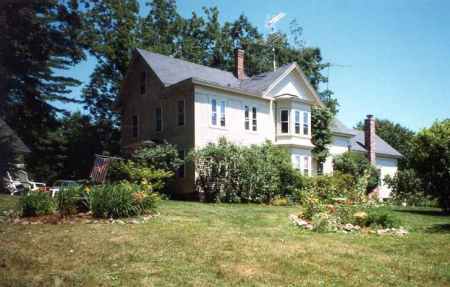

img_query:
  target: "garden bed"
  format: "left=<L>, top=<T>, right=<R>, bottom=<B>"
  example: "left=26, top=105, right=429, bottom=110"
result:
left=3, top=210, right=158, bottom=225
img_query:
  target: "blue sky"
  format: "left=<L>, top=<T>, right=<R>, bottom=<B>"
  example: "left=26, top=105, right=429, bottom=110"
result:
left=59, top=0, right=450, bottom=131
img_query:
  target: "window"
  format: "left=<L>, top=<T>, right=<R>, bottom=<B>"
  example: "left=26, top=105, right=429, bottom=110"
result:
left=303, top=111, right=309, bottom=135
left=155, top=107, right=162, bottom=132
left=140, top=71, right=146, bottom=95
left=211, top=99, right=217, bottom=126
left=132, top=115, right=138, bottom=138
left=294, top=111, right=300, bottom=134
left=303, top=156, right=309, bottom=176
left=177, top=100, right=185, bottom=126
left=220, top=100, right=226, bottom=127
left=252, top=107, right=257, bottom=131
left=281, top=110, right=289, bottom=134
left=294, top=155, right=301, bottom=170
left=177, top=150, right=185, bottom=178
left=211, top=98, right=226, bottom=127
left=244, top=105, right=250, bottom=130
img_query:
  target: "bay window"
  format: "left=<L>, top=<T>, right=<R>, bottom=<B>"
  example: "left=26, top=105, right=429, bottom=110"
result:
left=281, top=110, right=289, bottom=134
left=303, top=111, right=309, bottom=135
left=294, top=110, right=300, bottom=134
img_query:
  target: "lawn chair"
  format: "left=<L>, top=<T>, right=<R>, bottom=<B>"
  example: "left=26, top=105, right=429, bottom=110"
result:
left=15, top=170, right=46, bottom=192
left=4, top=172, right=25, bottom=195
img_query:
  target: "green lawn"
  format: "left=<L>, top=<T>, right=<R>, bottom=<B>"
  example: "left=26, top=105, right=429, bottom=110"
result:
left=0, top=195, right=449, bottom=287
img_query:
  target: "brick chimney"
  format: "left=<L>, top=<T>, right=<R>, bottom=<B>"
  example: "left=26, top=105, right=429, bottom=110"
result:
left=234, top=48, right=246, bottom=80
left=364, top=114, right=376, bottom=164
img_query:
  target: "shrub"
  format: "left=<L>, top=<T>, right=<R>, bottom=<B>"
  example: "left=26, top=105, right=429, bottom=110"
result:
left=56, top=186, right=89, bottom=216
left=108, top=160, right=172, bottom=192
left=131, top=143, right=183, bottom=173
left=89, top=182, right=159, bottom=218
left=19, top=191, right=55, bottom=217
left=299, top=172, right=366, bottom=204
left=311, top=212, right=338, bottom=232
left=384, top=169, right=432, bottom=206
left=333, top=151, right=380, bottom=192
left=192, top=139, right=305, bottom=203
left=365, top=208, right=401, bottom=228
left=302, top=193, right=327, bottom=220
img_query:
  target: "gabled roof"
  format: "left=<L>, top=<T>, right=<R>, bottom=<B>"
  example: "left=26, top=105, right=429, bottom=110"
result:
left=330, top=118, right=402, bottom=158
left=136, top=49, right=320, bottom=103
left=137, top=49, right=241, bottom=89
left=239, top=63, right=294, bottom=93
left=0, top=118, right=30, bottom=155
left=330, top=118, right=356, bottom=137
left=350, top=130, right=403, bottom=158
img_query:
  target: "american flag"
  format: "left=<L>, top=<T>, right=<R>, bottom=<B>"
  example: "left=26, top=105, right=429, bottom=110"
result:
left=90, top=155, right=112, bottom=183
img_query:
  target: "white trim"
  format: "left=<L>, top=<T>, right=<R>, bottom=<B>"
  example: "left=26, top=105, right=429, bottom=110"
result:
left=294, top=110, right=301, bottom=135
left=280, top=109, right=290, bottom=134
left=302, top=110, right=310, bottom=137
left=262, top=64, right=324, bottom=107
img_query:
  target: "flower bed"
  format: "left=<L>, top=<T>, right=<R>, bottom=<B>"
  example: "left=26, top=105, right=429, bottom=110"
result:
left=289, top=202, right=408, bottom=236
left=9, top=181, right=160, bottom=224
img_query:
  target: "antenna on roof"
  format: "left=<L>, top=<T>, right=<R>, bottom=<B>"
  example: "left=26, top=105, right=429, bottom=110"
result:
left=266, top=12, right=286, bottom=72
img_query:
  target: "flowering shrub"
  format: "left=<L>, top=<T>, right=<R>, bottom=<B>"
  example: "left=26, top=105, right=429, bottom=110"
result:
left=191, top=139, right=305, bottom=203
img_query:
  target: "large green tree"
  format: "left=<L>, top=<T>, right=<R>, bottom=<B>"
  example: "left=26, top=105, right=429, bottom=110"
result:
left=410, top=119, right=450, bottom=213
left=0, top=0, right=86, bottom=180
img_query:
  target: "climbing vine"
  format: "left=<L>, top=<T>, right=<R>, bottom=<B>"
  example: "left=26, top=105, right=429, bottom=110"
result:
left=311, top=105, right=334, bottom=174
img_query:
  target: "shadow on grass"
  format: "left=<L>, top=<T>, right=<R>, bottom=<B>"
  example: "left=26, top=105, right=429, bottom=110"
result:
left=393, top=208, right=447, bottom=217
left=426, top=224, right=450, bottom=234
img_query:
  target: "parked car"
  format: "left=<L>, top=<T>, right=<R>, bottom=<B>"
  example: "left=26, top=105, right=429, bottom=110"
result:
left=50, top=180, right=82, bottom=197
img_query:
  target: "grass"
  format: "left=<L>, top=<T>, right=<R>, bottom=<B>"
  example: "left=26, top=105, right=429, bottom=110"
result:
left=0, top=195, right=449, bottom=287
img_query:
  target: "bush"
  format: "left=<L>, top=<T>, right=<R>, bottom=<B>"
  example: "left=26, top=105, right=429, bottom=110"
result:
left=384, top=169, right=433, bottom=206
left=365, top=208, right=401, bottom=228
left=131, top=143, right=183, bottom=173
left=333, top=151, right=380, bottom=192
left=108, top=160, right=172, bottom=192
left=192, top=139, right=305, bottom=203
left=89, top=182, right=159, bottom=218
left=299, top=172, right=366, bottom=204
left=56, top=186, right=89, bottom=216
left=311, top=212, right=338, bottom=232
left=19, top=191, right=55, bottom=217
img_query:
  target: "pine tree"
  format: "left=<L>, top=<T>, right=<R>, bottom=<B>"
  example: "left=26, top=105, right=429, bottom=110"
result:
left=0, top=0, right=86, bottom=180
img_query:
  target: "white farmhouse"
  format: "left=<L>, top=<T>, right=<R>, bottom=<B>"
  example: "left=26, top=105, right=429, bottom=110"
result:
left=119, top=48, right=402, bottom=200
